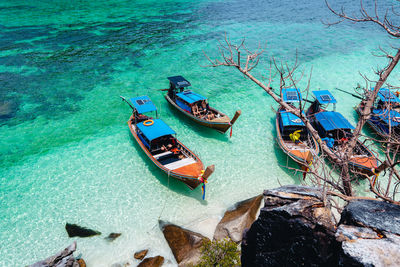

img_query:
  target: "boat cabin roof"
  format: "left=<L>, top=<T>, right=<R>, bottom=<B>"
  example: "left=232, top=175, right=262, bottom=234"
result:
left=130, top=96, right=157, bottom=114
left=137, top=119, right=176, bottom=141
left=280, top=111, right=305, bottom=127
left=168, top=76, right=191, bottom=88
left=315, top=111, right=354, bottom=131
left=373, top=109, right=400, bottom=126
left=282, top=88, right=302, bottom=103
left=376, top=88, right=400, bottom=103
left=177, top=90, right=207, bottom=104
left=312, top=90, right=337, bottom=105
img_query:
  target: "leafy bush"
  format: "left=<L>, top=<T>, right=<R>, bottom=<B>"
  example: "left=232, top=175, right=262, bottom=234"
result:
left=195, top=238, right=241, bottom=267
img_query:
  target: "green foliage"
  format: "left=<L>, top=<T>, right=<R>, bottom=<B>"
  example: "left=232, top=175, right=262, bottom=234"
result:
left=195, top=238, right=241, bottom=267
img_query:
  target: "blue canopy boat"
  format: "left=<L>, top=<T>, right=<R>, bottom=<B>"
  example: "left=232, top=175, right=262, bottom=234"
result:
left=356, top=88, right=400, bottom=141
left=121, top=95, right=214, bottom=190
left=307, top=90, right=378, bottom=176
left=276, top=88, right=319, bottom=168
left=165, top=76, right=241, bottom=134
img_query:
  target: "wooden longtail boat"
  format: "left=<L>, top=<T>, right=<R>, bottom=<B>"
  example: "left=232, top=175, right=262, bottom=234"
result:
left=307, top=90, right=378, bottom=176
left=164, top=76, right=241, bottom=134
left=356, top=88, right=400, bottom=142
left=276, top=88, right=319, bottom=168
left=121, top=95, right=214, bottom=191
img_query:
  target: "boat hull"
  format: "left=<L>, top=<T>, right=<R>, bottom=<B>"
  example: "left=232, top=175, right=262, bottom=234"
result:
left=356, top=104, right=400, bottom=142
left=165, top=95, right=233, bottom=133
left=276, top=108, right=319, bottom=168
left=310, top=110, right=378, bottom=177
left=128, top=115, right=204, bottom=189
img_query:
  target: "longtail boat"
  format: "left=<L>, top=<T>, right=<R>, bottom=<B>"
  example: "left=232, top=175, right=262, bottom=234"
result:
left=276, top=88, right=319, bottom=168
left=164, top=76, right=241, bottom=134
left=356, top=88, right=400, bottom=142
left=307, top=90, right=378, bottom=176
left=121, top=95, right=214, bottom=193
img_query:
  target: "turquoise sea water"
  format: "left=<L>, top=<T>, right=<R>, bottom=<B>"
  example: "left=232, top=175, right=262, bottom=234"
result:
left=1, top=0, right=399, bottom=265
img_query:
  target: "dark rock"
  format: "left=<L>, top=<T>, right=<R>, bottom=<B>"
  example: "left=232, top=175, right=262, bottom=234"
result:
left=28, top=241, right=80, bottom=267
left=134, top=249, right=148, bottom=260
left=104, top=232, right=121, bottom=242
left=65, top=223, right=101, bottom=238
left=160, top=220, right=209, bottom=266
left=340, top=199, right=400, bottom=235
left=241, top=185, right=339, bottom=267
left=337, top=200, right=400, bottom=266
left=137, top=256, right=164, bottom=267
left=213, top=194, right=263, bottom=243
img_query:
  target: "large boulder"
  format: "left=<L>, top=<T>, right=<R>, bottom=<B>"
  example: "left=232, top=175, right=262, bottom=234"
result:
left=28, top=242, right=80, bottom=267
left=337, top=200, right=400, bottom=267
left=213, top=194, right=263, bottom=243
left=160, top=220, right=209, bottom=266
left=241, top=185, right=339, bottom=267
left=65, top=223, right=101, bottom=238
left=339, top=199, right=400, bottom=235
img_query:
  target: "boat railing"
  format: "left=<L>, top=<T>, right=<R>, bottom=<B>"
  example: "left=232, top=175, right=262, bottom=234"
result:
left=178, top=144, right=196, bottom=160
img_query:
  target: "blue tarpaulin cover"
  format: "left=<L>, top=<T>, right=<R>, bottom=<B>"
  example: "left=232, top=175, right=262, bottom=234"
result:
left=282, top=88, right=302, bottom=103
left=315, top=111, right=355, bottom=131
left=130, top=96, right=157, bottom=114
left=280, top=111, right=305, bottom=126
left=137, top=119, right=176, bottom=141
left=373, top=109, right=400, bottom=126
left=312, top=90, right=337, bottom=104
left=177, top=90, right=207, bottom=104
left=168, top=76, right=191, bottom=88
left=376, top=88, right=400, bottom=103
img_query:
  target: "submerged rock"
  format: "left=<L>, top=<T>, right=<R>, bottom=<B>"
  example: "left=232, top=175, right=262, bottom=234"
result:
left=28, top=241, right=80, bottom=267
left=104, top=233, right=121, bottom=242
left=160, top=220, right=209, bottom=266
left=0, top=101, right=17, bottom=119
left=65, top=223, right=101, bottom=238
left=213, top=194, right=263, bottom=243
left=241, top=185, right=339, bottom=267
left=337, top=200, right=400, bottom=267
left=134, top=249, right=148, bottom=260
left=137, top=256, right=164, bottom=267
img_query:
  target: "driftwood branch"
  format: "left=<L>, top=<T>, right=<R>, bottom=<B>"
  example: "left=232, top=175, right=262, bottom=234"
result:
left=324, top=0, right=400, bottom=37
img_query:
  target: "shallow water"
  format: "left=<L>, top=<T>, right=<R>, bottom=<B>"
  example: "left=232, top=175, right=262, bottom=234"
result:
left=1, top=0, right=399, bottom=265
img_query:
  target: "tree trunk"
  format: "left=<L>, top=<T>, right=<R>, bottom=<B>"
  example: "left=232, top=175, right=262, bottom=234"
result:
left=345, top=49, right=400, bottom=160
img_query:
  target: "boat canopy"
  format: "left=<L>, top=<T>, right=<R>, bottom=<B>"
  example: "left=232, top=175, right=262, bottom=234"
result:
left=168, top=76, right=191, bottom=88
left=315, top=111, right=355, bottom=131
left=130, top=96, right=157, bottom=114
left=282, top=88, right=302, bottom=103
left=312, top=90, right=337, bottom=105
left=373, top=109, right=400, bottom=126
left=137, top=119, right=176, bottom=141
left=280, top=111, right=305, bottom=126
left=177, top=90, right=207, bottom=104
left=376, top=88, right=400, bottom=103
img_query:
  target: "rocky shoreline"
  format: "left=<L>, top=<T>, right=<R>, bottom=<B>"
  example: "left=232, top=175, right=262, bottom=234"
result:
left=29, top=185, right=400, bottom=267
